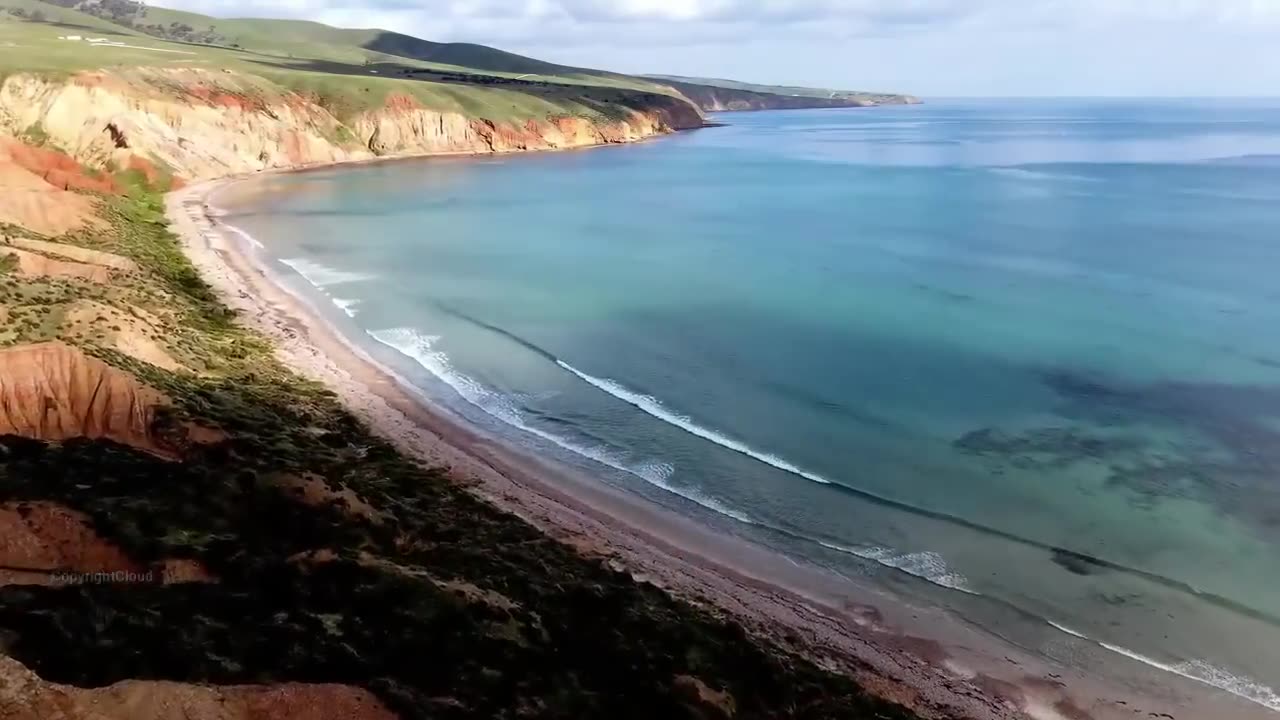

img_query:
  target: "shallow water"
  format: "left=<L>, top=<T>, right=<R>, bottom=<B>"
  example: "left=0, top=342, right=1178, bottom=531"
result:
left=220, top=99, right=1280, bottom=711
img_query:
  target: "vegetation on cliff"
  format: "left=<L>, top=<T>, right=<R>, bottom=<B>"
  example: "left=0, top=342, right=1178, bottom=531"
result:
left=0, top=11, right=704, bottom=181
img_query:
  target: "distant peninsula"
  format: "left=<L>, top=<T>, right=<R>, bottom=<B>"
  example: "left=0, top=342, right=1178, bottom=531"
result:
left=646, top=74, right=921, bottom=111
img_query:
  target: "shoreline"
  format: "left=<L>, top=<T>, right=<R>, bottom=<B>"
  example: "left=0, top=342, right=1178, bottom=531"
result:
left=166, top=152, right=1272, bottom=720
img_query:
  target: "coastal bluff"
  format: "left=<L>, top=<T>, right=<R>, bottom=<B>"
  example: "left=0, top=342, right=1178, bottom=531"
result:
left=0, top=68, right=705, bottom=183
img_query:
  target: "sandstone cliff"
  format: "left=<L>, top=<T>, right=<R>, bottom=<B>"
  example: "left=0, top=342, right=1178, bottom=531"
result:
left=0, top=343, right=221, bottom=459
left=0, top=654, right=398, bottom=720
left=0, top=68, right=705, bottom=183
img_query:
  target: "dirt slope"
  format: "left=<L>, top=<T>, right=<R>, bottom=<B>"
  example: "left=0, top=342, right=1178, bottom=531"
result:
left=0, top=147, right=101, bottom=236
left=0, top=502, right=141, bottom=585
left=3, top=246, right=111, bottom=283
left=0, top=342, right=179, bottom=457
left=0, top=654, right=398, bottom=720
left=5, top=236, right=138, bottom=273
left=0, top=69, right=703, bottom=183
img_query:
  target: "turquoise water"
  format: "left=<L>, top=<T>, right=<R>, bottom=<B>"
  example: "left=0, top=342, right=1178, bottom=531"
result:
left=221, top=100, right=1280, bottom=710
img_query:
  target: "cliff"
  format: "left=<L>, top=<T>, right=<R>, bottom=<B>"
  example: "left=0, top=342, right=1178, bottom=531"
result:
left=0, top=68, right=705, bottom=183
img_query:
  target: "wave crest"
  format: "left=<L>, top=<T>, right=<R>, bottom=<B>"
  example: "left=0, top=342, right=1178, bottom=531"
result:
left=558, top=361, right=835, bottom=486
left=279, top=257, right=375, bottom=287
left=1097, top=643, right=1280, bottom=712
left=818, top=540, right=972, bottom=593
left=221, top=221, right=265, bottom=249
left=331, top=297, right=360, bottom=318
left=368, top=328, right=749, bottom=524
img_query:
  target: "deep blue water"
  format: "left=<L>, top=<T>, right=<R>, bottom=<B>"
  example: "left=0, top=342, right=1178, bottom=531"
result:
left=221, top=100, right=1280, bottom=710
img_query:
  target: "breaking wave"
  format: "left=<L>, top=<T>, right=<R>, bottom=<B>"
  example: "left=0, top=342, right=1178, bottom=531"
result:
left=331, top=297, right=360, bottom=318
left=987, top=167, right=1100, bottom=183
left=1096, top=643, right=1280, bottom=712
left=1039, top=621, right=1280, bottom=712
left=220, top=221, right=265, bottom=250
left=557, top=362, right=836, bottom=487
left=817, top=541, right=973, bottom=593
left=367, top=328, right=750, bottom=524
left=1046, top=620, right=1087, bottom=639
left=279, top=257, right=375, bottom=287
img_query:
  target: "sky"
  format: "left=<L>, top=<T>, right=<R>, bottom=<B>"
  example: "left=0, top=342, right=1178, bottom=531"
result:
left=148, top=1, right=1280, bottom=97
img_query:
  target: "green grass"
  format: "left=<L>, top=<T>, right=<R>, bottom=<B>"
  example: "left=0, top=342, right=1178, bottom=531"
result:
left=0, top=0, right=144, bottom=34
left=107, top=4, right=672, bottom=94
left=0, top=1, right=673, bottom=94
left=0, top=9, right=690, bottom=124
left=0, top=269, right=97, bottom=347
left=0, top=16, right=190, bottom=81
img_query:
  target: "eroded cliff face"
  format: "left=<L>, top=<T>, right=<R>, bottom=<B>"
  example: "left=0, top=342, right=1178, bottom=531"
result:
left=359, top=90, right=703, bottom=158
left=0, top=654, right=398, bottom=720
left=0, top=68, right=705, bottom=182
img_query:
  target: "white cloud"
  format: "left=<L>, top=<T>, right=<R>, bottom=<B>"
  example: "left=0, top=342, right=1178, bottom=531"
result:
left=153, top=0, right=1280, bottom=27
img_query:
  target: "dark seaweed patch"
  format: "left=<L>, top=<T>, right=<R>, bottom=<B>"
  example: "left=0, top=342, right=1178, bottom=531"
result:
left=963, top=368, right=1280, bottom=534
left=955, top=427, right=1143, bottom=471
left=1051, top=548, right=1109, bottom=577
left=913, top=283, right=976, bottom=304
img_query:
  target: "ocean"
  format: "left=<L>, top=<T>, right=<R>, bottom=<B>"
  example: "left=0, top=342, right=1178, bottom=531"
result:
left=217, top=99, right=1280, bottom=711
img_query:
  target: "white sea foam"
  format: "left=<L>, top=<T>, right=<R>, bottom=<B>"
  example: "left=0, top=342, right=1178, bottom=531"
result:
left=1046, top=620, right=1088, bottom=639
left=331, top=297, right=360, bottom=318
left=988, top=167, right=1099, bottom=183
left=818, top=541, right=973, bottom=594
left=558, top=362, right=835, bottom=487
left=1042, top=618, right=1280, bottom=711
left=221, top=221, right=264, bottom=249
left=368, top=328, right=754, bottom=525
left=279, top=257, right=374, bottom=287
left=1098, top=643, right=1280, bottom=712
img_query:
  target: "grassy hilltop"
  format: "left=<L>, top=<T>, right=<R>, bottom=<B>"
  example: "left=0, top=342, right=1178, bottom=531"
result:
left=0, top=0, right=914, bottom=117
left=0, top=0, right=689, bottom=126
left=0, top=2, right=929, bottom=720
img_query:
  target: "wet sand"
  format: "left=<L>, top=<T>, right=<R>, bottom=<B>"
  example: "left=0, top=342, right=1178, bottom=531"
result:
left=167, top=165, right=1274, bottom=720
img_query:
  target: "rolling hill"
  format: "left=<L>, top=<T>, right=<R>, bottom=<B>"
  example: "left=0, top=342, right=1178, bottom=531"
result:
left=6, top=0, right=916, bottom=112
left=18, top=0, right=680, bottom=93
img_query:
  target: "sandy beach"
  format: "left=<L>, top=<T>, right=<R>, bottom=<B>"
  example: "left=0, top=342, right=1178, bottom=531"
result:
left=166, top=167, right=1274, bottom=720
